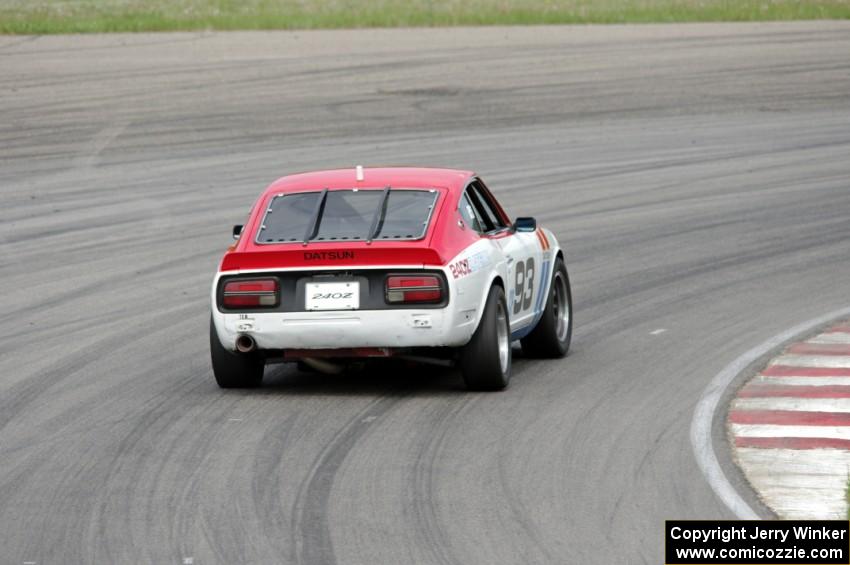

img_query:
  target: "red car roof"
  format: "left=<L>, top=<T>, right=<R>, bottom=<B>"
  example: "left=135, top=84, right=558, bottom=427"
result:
left=219, top=167, right=487, bottom=271
left=263, top=167, right=475, bottom=196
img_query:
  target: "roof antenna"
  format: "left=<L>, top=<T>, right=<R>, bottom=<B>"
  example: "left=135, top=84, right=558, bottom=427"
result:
left=356, top=165, right=364, bottom=182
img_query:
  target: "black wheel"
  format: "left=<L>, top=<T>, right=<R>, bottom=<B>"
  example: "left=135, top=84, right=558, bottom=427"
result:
left=209, top=316, right=264, bottom=388
left=521, top=258, right=572, bottom=358
left=461, top=285, right=511, bottom=391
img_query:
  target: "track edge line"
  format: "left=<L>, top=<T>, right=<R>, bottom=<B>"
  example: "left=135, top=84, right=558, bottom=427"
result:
left=690, top=305, right=850, bottom=519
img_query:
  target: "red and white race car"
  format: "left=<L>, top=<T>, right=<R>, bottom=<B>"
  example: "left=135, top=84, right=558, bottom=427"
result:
left=210, top=167, right=572, bottom=390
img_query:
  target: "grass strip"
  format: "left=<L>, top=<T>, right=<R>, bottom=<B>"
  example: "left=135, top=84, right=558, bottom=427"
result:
left=1, top=0, right=849, bottom=34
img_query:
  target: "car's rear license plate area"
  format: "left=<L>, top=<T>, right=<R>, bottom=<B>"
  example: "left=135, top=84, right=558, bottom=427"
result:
left=305, top=281, right=360, bottom=310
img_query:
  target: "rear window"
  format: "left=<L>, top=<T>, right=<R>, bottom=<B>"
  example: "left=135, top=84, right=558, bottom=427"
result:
left=255, top=188, right=439, bottom=244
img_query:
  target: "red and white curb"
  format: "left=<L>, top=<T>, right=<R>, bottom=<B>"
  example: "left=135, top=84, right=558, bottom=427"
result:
left=730, top=321, right=850, bottom=519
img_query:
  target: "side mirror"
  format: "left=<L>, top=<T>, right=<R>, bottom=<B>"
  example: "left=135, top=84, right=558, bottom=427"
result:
left=232, top=224, right=243, bottom=240
left=513, top=217, right=537, bottom=232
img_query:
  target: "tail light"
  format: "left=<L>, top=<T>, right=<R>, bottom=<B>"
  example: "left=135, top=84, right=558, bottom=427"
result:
left=222, top=279, right=279, bottom=308
left=385, top=275, right=443, bottom=304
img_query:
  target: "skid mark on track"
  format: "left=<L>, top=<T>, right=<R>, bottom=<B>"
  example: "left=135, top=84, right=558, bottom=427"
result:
left=0, top=248, right=211, bottom=323
left=0, top=301, right=199, bottom=437
left=72, top=121, right=129, bottom=171
left=291, top=396, right=400, bottom=565
left=410, top=399, right=471, bottom=565
left=84, top=370, right=211, bottom=564
left=0, top=35, right=40, bottom=52
left=168, top=396, right=253, bottom=564
left=251, top=413, right=299, bottom=561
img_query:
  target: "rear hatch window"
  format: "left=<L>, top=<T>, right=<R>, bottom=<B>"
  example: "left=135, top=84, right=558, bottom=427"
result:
left=256, top=188, right=439, bottom=244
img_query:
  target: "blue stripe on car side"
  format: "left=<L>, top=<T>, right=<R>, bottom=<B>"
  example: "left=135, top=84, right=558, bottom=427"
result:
left=533, top=260, right=550, bottom=313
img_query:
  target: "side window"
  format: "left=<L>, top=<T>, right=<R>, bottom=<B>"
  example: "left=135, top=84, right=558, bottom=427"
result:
left=467, top=181, right=507, bottom=232
left=465, top=187, right=495, bottom=232
left=459, top=193, right=483, bottom=233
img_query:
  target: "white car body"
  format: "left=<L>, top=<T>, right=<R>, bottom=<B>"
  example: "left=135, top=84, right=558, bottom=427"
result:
left=211, top=227, right=561, bottom=353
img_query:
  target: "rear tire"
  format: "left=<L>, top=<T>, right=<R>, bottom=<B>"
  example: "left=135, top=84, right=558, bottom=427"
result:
left=210, top=316, right=264, bottom=388
left=461, top=285, right=511, bottom=391
left=521, top=258, right=572, bottom=358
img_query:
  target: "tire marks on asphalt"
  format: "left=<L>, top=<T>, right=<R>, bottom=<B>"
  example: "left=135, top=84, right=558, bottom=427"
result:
left=292, top=396, right=401, bottom=565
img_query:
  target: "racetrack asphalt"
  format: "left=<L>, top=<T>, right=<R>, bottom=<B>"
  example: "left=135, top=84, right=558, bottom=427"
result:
left=2, top=22, right=850, bottom=564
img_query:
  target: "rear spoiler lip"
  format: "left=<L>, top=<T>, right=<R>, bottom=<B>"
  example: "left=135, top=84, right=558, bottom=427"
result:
left=219, top=247, right=445, bottom=271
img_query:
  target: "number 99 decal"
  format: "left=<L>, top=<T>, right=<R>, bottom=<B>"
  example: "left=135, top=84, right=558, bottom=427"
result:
left=513, top=258, right=535, bottom=315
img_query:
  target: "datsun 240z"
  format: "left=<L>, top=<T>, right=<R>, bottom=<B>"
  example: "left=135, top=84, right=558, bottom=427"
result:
left=210, top=167, right=572, bottom=390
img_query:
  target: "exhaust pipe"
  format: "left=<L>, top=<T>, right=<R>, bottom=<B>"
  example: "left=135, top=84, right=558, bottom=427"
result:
left=235, top=334, right=256, bottom=353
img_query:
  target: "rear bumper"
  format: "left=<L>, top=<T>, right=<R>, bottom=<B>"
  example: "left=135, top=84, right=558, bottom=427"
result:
left=211, top=307, right=477, bottom=352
